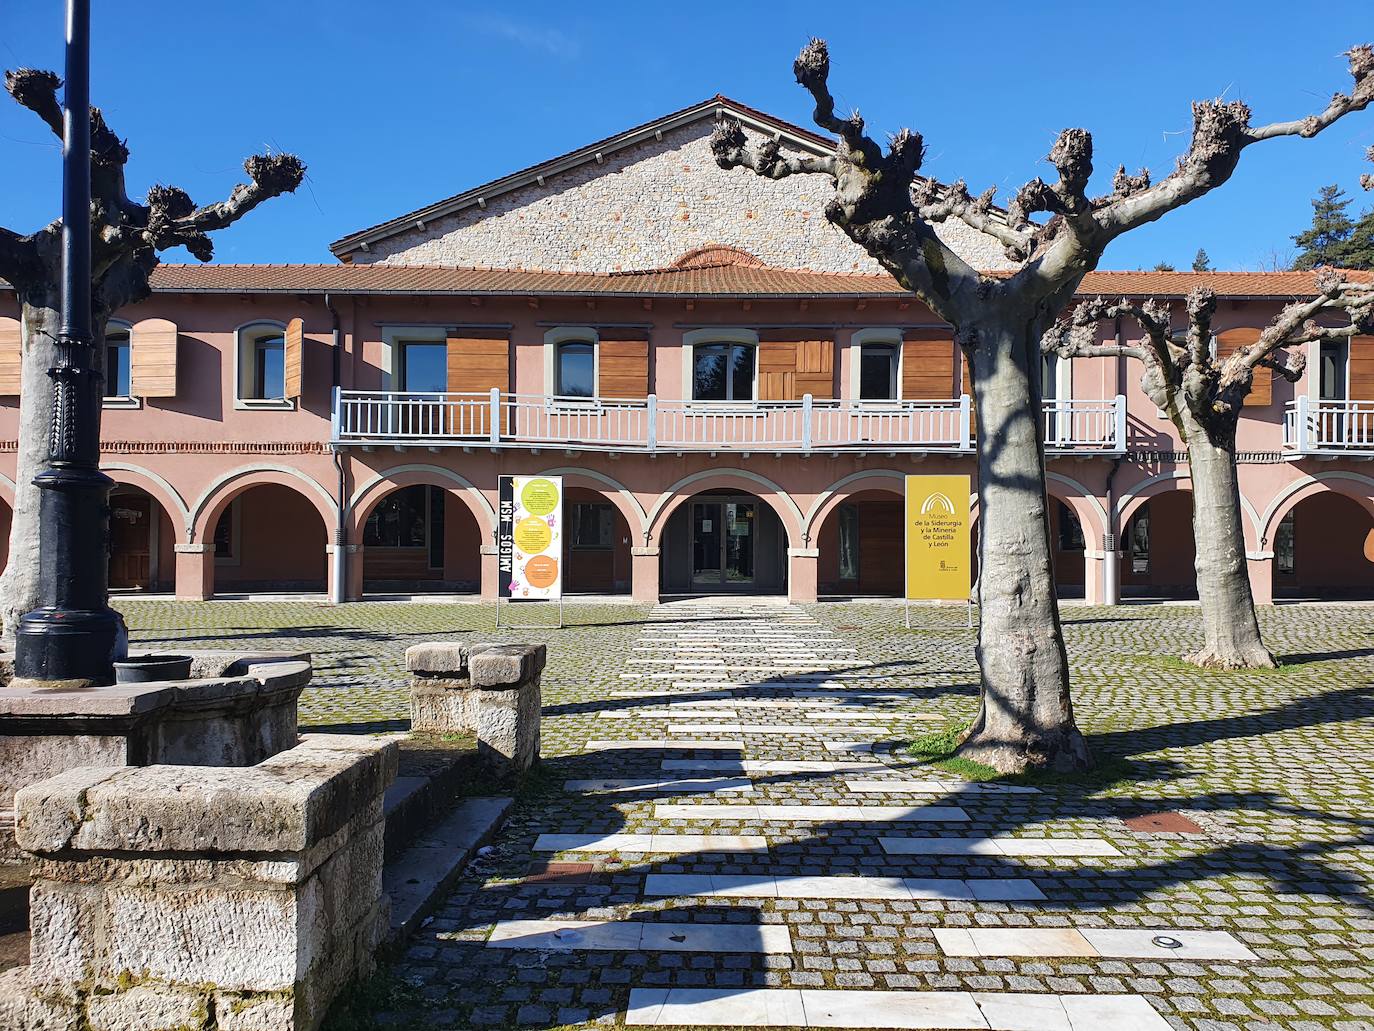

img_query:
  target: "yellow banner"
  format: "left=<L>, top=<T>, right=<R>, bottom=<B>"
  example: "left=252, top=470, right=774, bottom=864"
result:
left=905, top=475, right=972, bottom=602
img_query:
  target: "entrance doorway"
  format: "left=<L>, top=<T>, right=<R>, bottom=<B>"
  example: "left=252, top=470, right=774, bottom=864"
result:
left=109, top=490, right=153, bottom=589
left=691, top=499, right=756, bottom=588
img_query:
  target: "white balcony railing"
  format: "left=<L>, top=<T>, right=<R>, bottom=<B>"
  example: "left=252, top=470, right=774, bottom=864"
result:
left=1284, top=396, right=1374, bottom=454
left=331, top=388, right=1127, bottom=454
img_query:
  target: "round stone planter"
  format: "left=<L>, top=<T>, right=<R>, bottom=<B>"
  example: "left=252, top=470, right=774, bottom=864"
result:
left=112, top=654, right=193, bottom=684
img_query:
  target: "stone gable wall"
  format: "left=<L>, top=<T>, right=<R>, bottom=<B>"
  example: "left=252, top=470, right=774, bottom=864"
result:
left=360, top=121, right=1014, bottom=273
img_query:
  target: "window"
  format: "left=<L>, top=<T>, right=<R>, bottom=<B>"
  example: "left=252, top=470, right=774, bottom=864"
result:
left=1128, top=508, right=1150, bottom=574
left=838, top=504, right=860, bottom=581
left=569, top=503, right=613, bottom=549
left=859, top=345, right=898, bottom=401
left=213, top=500, right=240, bottom=564
left=1319, top=340, right=1348, bottom=401
left=238, top=324, right=286, bottom=402
left=557, top=341, right=595, bottom=398
left=1040, top=352, right=1059, bottom=401
left=399, top=341, right=447, bottom=393
left=105, top=330, right=131, bottom=398
left=1276, top=511, right=1296, bottom=575
left=364, top=485, right=429, bottom=549
left=693, top=342, right=755, bottom=401
left=1057, top=501, right=1085, bottom=552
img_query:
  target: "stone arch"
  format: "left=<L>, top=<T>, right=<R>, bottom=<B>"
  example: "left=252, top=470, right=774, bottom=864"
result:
left=190, top=464, right=337, bottom=543
left=531, top=466, right=647, bottom=541
left=103, top=462, right=190, bottom=540
left=803, top=469, right=905, bottom=543
left=1116, top=469, right=1262, bottom=548
left=646, top=468, right=804, bottom=548
left=1045, top=472, right=1108, bottom=545
left=349, top=464, right=495, bottom=543
left=1259, top=471, right=1374, bottom=547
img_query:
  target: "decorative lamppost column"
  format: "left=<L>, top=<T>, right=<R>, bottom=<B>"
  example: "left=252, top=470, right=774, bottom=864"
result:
left=13, top=0, right=127, bottom=684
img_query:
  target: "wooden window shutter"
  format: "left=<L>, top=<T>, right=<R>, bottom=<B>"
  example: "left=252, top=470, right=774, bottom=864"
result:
left=1350, top=335, right=1374, bottom=401
left=130, top=318, right=178, bottom=398
left=795, top=339, right=834, bottom=399
left=757, top=339, right=797, bottom=402
left=597, top=330, right=649, bottom=398
left=1216, top=328, right=1271, bottom=407
left=282, top=317, right=304, bottom=401
left=0, top=316, right=20, bottom=396
left=758, top=336, right=834, bottom=400
left=447, top=335, right=509, bottom=434
left=900, top=328, right=957, bottom=400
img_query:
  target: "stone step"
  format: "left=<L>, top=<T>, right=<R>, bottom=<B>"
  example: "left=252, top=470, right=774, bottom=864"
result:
left=384, top=795, right=513, bottom=943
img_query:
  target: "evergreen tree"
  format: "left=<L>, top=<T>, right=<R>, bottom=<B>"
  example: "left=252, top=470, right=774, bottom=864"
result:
left=1339, top=207, right=1374, bottom=269
left=1152, top=261, right=1176, bottom=271
left=1292, top=185, right=1356, bottom=268
left=1192, top=248, right=1213, bottom=272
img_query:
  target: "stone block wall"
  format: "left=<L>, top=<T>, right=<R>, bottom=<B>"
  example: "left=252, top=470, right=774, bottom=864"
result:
left=0, top=734, right=396, bottom=1031
left=407, top=642, right=546, bottom=773
left=362, top=120, right=1013, bottom=273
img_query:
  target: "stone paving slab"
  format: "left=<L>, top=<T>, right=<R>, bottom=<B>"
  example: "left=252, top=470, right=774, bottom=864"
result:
left=113, top=599, right=1374, bottom=1030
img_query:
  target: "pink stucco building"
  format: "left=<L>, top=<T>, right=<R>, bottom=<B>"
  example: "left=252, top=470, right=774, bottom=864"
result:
left=0, top=98, right=1371, bottom=605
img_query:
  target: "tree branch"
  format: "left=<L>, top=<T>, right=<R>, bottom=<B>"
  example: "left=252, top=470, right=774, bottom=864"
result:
left=4, top=68, right=62, bottom=138
left=1095, top=45, right=1373, bottom=239
left=710, top=39, right=982, bottom=322
left=914, top=179, right=1033, bottom=259
left=146, top=153, right=305, bottom=261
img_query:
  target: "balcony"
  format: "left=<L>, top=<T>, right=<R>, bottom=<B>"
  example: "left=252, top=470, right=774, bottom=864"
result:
left=330, top=389, right=1127, bottom=455
left=1284, top=397, right=1374, bottom=457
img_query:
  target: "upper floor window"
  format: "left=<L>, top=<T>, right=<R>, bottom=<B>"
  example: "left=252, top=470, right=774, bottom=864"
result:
left=238, top=323, right=286, bottom=402
left=1040, top=352, right=1059, bottom=401
left=105, top=329, right=131, bottom=399
left=557, top=341, right=595, bottom=398
left=399, top=341, right=447, bottom=393
left=693, top=342, right=755, bottom=402
left=859, top=345, right=898, bottom=401
left=1319, top=340, right=1348, bottom=400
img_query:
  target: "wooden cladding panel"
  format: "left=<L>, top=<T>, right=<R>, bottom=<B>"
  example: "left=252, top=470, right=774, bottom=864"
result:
left=1350, top=335, right=1374, bottom=402
left=1216, top=327, right=1272, bottom=407
left=757, top=338, right=833, bottom=400
left=598, top=338, right=649, bottom=398
left=0, top=316, right=20, bottom=396
left=447, top=335, right=509, bottom=435
left=900, top=329, right=957, bottom=400
left=282, top=317, right=304, bottom=401
left=131, top=318, right=179, bottom=398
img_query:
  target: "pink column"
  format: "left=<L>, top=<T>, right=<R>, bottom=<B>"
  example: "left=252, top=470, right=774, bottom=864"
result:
left=346, top=544, right=365, bottom=601
left=480, top=544, right=499, bottom=600
left=173, top=543, right=214, bottom=601
left=1248, top=552, right=1274, bottom=605
left=1083, top=550, right=1105, bottom=605
left=631, top=547, right=660, bottom=605
left=788, top=548, right=819, bottom=604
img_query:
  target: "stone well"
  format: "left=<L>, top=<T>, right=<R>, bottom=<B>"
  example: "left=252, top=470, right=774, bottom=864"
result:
left=0, top=650, right=311, bottom=820
left=0, top=733, right=396, bottom=1031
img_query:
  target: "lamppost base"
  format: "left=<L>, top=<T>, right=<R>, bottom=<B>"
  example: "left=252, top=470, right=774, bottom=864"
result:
left=13, top=606, right=128, bottom=685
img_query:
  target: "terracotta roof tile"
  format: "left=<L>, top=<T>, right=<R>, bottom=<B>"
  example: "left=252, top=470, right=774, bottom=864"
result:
left=138, top=263, right=1374, bottom=300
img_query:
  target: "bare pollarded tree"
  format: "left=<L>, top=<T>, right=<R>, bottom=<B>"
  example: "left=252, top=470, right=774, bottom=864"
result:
left=711, top=38, right=1372, bottom=771
left=0, top=68, right=305, bottom=649
left=1045, top=274, right=1373, bottom=669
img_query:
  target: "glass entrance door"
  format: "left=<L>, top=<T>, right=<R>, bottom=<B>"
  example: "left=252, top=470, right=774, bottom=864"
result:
left=691, top=500, right=755, bottom=588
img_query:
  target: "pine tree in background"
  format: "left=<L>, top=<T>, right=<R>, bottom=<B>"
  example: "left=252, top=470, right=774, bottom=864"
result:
left=1192, top=248, right=1214, bottom=271
left=1292, top=185, right=1356, bottom=267
left=1152, top=261, right=1176, bottom=271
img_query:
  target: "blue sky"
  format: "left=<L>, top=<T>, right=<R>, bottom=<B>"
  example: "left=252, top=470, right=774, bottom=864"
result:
left=2, top=1, right=1371, bottom=271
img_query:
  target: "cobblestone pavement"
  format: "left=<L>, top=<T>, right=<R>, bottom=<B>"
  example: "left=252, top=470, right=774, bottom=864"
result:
left=117, top=598, right=1374, bottom=1031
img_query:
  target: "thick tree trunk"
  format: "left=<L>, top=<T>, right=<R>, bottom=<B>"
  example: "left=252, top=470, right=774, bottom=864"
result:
left=1178, top=412, right=1276, bottom=669
left=958, top=318, right=1091, bottom=773
left=0, top=297, right=108, bottom=651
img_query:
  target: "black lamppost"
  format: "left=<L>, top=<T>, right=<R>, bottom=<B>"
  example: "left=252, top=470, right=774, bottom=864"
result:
left=13, top=0, right=127, bottom=684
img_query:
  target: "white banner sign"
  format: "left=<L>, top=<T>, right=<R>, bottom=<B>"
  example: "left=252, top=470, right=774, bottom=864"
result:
left=498, top=475, right=563, bottom=600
